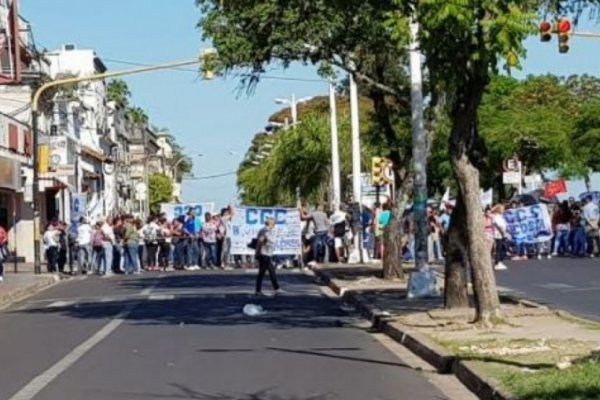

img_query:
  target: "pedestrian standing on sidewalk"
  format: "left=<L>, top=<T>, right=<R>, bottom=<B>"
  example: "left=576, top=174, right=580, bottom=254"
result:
left=582, top=195, right=600, bottom=258
left=99, top=218, right=116, bottom=276
left=221, top=207, right=233, bottom=268
left=184, top=209, right=199, bottom=270
left=171, top=218, right=186, bottom=270
left=124, top=215, right=141, bottom=275
left=142, top=216, right=160, bottom=271
left=91, top=222, right=106, bottom=274
left=201, top=212, right=218, bottom=268
left=43, top=224, right=60, bottom=273
left=255, top=217, right=280, bottom=296
left=491, top=204, right=509, bottom=271
left=112, top=216, right=126, bottom=273
left=0, top=224, right=8, bottom=283
left=76, top=217, right=93, bottom=274
left=157, top=217, right=172, bottom=271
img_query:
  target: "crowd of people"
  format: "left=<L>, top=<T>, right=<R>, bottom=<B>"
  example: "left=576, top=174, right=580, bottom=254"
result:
left=484, top=195, right=600, bottom=270
left=40, top=206, right=235, bottom=276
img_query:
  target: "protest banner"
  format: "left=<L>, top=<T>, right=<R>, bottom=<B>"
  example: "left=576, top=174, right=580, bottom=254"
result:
left=579, top=191, right=600, bottom=204
left=160, top=203, right=215, bottom=221
left=230, top=207, right=302, bottom=255
left=503, top=204, right=552, bottom=244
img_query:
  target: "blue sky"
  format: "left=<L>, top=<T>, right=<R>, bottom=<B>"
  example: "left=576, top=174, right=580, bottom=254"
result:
left=22, top=1, right=600, bottom=205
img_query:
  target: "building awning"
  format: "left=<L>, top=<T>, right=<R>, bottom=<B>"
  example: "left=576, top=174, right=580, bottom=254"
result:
left=83, top=171, right=101, bottom=180
left=80, top=146, right=107, bottom=162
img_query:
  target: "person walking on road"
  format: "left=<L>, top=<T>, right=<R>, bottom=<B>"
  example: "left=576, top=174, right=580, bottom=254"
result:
left=255, top=217, right=280, bottom=296
left=0, top=224, right=8, bottom=283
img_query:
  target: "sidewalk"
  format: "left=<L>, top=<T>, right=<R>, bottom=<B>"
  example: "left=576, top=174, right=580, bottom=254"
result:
left=0, top=263, right=62, bottom=310
left=310, top=263, right=600, bottom=400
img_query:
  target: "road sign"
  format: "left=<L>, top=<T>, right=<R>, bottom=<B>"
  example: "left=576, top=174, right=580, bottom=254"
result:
left=503, top=157, right=521, bottom=173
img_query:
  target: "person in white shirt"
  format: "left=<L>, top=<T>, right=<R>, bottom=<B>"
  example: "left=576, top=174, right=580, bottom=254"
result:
left=582, top=196, right=600, bottom=257
left=44, top=224, right=61, bottom=273
left=491, top=204, right=509, bottom=271
left=142, top=216, right=161, bottom=271
left=76, top=217, right=93, bottom=274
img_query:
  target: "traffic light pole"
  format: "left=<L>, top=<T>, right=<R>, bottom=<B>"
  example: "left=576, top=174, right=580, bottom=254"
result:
left=31, top=59, right=201, bottom=274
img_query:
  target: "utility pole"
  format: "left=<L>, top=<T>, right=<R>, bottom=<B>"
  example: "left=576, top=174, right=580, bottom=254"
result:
left=349, top=72, right=364, bottom=263
left=329, top=81, right=341, bottom=211
left=407, top=18, right=438, bottom=298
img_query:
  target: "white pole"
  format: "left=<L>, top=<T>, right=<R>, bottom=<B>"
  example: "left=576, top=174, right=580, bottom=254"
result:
left=407, top=17, right=438, bottom=298
left=291, top=93, right=298, bottom=126
left=329, top=82, right=341, bottom=211
left=349, top=73, right=364, bottom=262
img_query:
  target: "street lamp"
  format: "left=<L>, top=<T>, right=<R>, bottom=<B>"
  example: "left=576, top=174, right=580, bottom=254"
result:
left=30, top=57, right=210, bottom=274
left=274, top=94, right=313, bottom=126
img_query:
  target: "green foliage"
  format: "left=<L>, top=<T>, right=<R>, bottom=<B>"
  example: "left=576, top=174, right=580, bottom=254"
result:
left=126, top=106, right=149, bottom=125
left=149, top=173, right=173, bottom=214
left=572, top=99, right=600, bottom=174
left=107, top=79, right=131, bottom=106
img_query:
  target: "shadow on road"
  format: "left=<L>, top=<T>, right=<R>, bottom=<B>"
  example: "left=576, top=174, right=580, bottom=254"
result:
left=116, top=384, right=334, bottom=400
left=11, top=273, right=355, bottom=331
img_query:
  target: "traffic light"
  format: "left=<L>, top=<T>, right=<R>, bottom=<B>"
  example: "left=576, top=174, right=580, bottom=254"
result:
left=371, top=157, right=386, bottom=186
left=557, top=17, right=571, bottom=53
left=539, top=20, right=552, bottom=42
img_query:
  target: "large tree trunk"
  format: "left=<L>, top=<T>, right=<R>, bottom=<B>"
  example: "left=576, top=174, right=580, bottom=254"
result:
left=383, top=184, right=411, bottom=280
left=443, top=188, right=469, bottom=308
left=449, top=79, right=500, bottom=325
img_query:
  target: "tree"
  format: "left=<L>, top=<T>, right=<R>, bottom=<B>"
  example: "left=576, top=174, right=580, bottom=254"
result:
left=572, top=99, right=600, bottom=191
left=149, top=173, right=173, bottom=214
left=107, top=79, right=131, bottom=107
left=127, top=106, right=149, bottom=125
left=197, top=0, right=420, bottom=279
left=196, top=0, right=596, bottom=323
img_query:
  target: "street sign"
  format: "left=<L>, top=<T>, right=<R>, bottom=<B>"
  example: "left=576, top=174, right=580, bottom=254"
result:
left=53, top=164, right=76, bottom=176
left=503, top=157, right=521, bottom=172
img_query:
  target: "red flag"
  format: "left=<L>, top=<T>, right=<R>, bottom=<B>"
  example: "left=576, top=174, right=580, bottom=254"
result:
left=544, top=179, right=567, bottom=198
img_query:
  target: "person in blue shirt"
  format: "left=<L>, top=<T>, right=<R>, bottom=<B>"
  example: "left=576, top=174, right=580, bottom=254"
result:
left=184, top=208, right=200, bottom=270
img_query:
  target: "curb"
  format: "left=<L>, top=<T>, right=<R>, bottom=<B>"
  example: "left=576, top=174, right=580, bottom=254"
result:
left=0, top=275, right=63, bottom=310
left=311, top=267, right=514, bottom=400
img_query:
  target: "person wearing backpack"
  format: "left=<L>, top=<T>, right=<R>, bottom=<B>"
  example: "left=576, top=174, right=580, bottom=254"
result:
left=0, top=224, right=8, bottom=283
left=254, top=217, right=281, bottom=296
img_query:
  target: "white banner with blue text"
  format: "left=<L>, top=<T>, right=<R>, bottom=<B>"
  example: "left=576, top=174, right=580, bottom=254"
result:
left=160, top=203, right=215, bottom=222
left=504, top=204, right=553, bottom=244
left=231, top=207, right=302, bottom=255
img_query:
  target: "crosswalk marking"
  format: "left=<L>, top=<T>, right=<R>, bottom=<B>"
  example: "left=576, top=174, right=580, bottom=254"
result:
left=148, top=294, right=175, bottom=301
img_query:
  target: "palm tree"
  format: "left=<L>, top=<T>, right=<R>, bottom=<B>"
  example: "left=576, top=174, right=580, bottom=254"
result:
left=107, top=79, right=131, bottom=107
left=126, top=106, right=149, bottom=125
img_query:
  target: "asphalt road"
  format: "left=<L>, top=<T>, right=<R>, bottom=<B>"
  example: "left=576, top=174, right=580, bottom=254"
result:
left=0, top=270, right=453, bottom=400
left=496, top=257, right=600, bottom=321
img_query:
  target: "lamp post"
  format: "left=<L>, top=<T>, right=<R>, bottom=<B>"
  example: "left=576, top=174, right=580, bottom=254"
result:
left=31, top=58, right=205, bottom=274
left=274, top=94, right=313, bottom=127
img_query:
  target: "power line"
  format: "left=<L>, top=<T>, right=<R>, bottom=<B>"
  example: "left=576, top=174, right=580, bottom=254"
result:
left=183, top=171, right=237, bottom=180
left=103, top=58, right=325, bottom=83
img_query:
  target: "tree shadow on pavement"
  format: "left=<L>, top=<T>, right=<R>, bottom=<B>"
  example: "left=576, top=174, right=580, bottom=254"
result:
left=13, top=292, right=355, bottom=330
left=119, top=384, right=334, bottom=400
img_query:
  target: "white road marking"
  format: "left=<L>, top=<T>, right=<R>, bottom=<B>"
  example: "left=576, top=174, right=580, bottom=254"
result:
left=8, top=283, right=158, bottom=400
left=148, top=294, right=175, bottom=301
left=140, top=288, right=153, bottom=296
left=537, top=283, right=575, bottom=290
left=8, top=307, right=133, bottom=400
left=560, top=286, right=600, bottom=293
left=46, top=300, right=75, bottom=309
